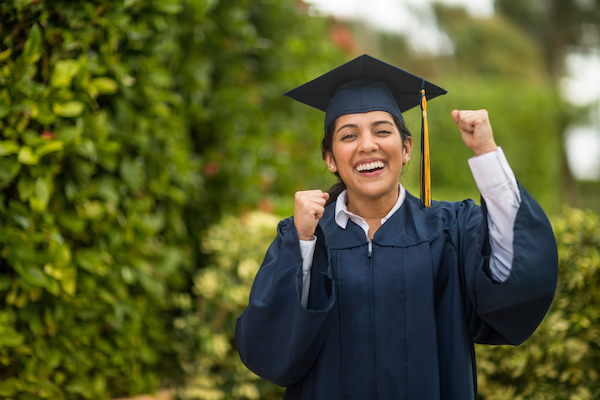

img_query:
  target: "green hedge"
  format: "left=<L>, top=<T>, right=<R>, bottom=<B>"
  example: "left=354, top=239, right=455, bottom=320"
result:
left=476, top=207, right=600, bottom=400
left=0, top=0, right=342, bottom=398
left=179, top=212, right=285, bottom=399
left=0, top=1, right=202, bottom=398
left=190, top=207, right=599, bottom=399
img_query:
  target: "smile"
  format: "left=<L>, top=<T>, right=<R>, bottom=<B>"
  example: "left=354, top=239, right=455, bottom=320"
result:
left=356, top=161, right=385, bottom=172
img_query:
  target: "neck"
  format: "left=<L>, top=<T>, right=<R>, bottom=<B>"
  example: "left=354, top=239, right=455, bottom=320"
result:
left=346, top=186, right=399, bottom=220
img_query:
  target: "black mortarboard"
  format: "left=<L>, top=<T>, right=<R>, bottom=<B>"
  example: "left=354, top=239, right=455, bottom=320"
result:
left=284, top=54, right=446, bottom=131
left=284, top=54, right=447, bottom=208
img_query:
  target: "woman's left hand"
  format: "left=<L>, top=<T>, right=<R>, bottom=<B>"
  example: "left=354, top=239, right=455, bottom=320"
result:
left=451, top=109, right=498, bottom=156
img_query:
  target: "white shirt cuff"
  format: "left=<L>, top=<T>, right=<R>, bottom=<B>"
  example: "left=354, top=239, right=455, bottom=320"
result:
left=299, top=236, right=316, bottom=307
left=468, top=147, right=520, bottom=202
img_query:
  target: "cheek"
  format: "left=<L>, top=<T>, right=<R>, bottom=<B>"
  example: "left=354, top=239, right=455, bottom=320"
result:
left=331, top=143, right=352, bottom=163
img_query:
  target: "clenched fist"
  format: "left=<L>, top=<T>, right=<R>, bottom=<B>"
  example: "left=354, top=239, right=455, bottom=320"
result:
left=451, top=109, right=498, bottom=156
left=294, top=190, right=330, bottom=241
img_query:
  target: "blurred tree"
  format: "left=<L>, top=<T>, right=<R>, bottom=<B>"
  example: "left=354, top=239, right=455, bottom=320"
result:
left=494, top=0, right=600, bottom=205
left=494, top=0, right=600, bottom=76
left=182, top=0, right=344, bottom=221
left=432, top=5, right=547, bottom=80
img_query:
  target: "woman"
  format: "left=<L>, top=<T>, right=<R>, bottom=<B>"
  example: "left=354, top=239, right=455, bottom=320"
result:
left=236, top=55, right=558, bottom=399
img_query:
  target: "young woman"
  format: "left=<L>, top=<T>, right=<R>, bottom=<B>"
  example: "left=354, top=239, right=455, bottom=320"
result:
left=236, top=55, right=558, bottom=399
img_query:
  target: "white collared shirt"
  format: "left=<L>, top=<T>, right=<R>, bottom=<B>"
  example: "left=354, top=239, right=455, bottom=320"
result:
left=333, top=185, right=406, bottom=236
left=300, top=147, right=520, bottom=307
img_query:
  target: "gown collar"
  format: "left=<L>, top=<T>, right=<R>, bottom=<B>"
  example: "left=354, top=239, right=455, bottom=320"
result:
left=322, top=189, right=446, bottom=249
left=334, top=184, right=406, bottom=233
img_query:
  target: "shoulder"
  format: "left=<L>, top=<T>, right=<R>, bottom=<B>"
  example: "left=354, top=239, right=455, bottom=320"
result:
left=392, top=191, right=484, bottom=244
left=406, top=191, right=480, bottom=224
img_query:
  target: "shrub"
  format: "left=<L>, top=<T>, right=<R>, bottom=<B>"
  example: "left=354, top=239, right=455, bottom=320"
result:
left=0, top=0, right=342, bottom=398
left=476, top=207, right=600, bottom=399
left=178, top=211, right=285, bottom=400
left=0, top=1, right=201, bottom=398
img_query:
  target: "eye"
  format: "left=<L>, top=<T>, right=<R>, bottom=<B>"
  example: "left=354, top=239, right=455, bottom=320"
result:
left=376, top=130, right=391, bottom=136
left=340, top=133, right=357, bottom=141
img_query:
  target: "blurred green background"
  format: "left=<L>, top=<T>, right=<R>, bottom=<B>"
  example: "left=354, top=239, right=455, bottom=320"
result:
left=0, top=0, right=598, bottom=399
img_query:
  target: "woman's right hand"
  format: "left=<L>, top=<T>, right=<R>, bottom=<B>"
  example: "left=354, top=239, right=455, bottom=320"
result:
left=294, top=190, right=330, bottom=241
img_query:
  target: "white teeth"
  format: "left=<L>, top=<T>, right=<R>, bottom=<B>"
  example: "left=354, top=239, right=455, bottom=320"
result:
left=356, top=161, right=385, bottom=172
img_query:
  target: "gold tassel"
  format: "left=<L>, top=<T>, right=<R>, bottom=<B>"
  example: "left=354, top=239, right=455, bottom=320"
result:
left=420, top=88, right=431, bottom=208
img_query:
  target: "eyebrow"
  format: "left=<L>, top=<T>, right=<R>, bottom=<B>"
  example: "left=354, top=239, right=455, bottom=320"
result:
left=335, top=120, right=394, bottom=134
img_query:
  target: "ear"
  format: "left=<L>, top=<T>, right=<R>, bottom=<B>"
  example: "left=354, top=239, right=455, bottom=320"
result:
left=403, top=136, right=413, bottom=163
left=324, top=151, right=337, bottom=172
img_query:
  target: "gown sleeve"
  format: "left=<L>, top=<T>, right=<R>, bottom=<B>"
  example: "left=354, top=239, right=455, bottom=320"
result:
left=236, top=218, right=335, bottom=387
left=463, top=184, right=558, bottom=345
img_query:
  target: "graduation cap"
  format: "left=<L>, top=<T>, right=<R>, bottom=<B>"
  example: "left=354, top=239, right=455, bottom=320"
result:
left=284, top=54, right=447, bottom=208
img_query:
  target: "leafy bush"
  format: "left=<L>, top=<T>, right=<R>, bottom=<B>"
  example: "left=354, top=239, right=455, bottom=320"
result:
left=0, top=0, right=342, bottom=398
left=178, top=212, right=285, bottom=400
left=190, top=207, right=599, bottom=399
left=0, top=1, right=202, bottom=398
left=476, top=207, right=600, bottom=399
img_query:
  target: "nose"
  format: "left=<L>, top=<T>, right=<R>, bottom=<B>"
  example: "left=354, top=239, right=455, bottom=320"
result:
left=358, top=132, right=378, bottom=153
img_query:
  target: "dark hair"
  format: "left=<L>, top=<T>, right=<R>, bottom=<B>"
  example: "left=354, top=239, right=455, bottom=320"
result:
left=321, top=114, right=412, bottom=206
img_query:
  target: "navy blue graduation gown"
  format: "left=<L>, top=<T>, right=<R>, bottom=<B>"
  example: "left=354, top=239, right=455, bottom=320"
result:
left=236, top=186, right=558, bottom=399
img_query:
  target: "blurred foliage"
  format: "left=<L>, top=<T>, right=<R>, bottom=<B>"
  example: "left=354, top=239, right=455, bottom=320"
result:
left=0, top=0, right=342, bottom=398
left=476, top=207, right=600, bottom=400
left=176, top=212, right=285, bottom=400
left=579, top=181, right=600, bottom=214
left=433, top=5, right=548, bottom=80
left=416, top=76, right=564, bottom=211
left=184, top=1, right=343, bottom=216
left=493, top=0, right=600, bottom=201
left=494, top=0, right=600, bottom=76
left=184, top=206, right=599, bottom=399
left=0, top=1, right=199, bottom=398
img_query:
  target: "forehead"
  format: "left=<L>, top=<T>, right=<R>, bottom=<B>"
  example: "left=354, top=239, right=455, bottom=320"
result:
left=335, top=110, right=395, bottom=129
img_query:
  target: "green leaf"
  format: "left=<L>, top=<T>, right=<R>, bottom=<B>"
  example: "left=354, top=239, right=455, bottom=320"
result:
left=0, top=158, right=22, bottom=185
left=0, top=48, right=12, bottom=63
left=35, top=140, right=64, bottom=158
left=16, top=264, right=46, bottom=287
left=0, top=87, right=11, bottom=120
left=0, top=377, right=19, bottom=397
left=92, top=374, right=107, bottom=396
left=36, top=343, right=63, bottom=369
left=58, top=213, right=86, bottom=233
left=0, top=326, right=25, bottom=347
left=76, top=249, right=108, bottom=276
left=50, top=59, right=80, bottom=88
left=30, top=177, right=50, bottom=213
left=35, top=102, right=57, bottom=125
left=17, top=176, right=34, bottom=201
left=21, top=23, right=42, bottom=64
left=90, top=77, right=119, bottom=95
left=52, top=101, right=85, bottom=118
left=0, top=140, right=20, bottom=156
left=56, top=125, right=81, bottom=142
left=155, top=0, right=183, bottom=14
left=65, top=375, right=93, bottom=399
left=17, top=146, right=40, bottom=165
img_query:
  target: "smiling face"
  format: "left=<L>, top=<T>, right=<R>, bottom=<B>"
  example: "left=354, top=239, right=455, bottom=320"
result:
left=324, top=111, right=413, bottom=210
